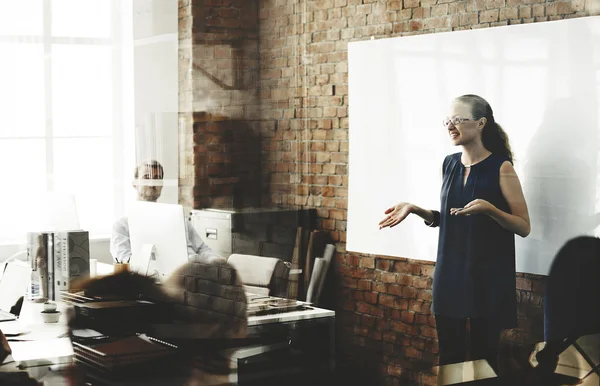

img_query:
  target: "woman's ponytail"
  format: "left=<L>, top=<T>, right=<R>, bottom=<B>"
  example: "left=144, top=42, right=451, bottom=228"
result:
left=456, top=94, right=513, bottom=163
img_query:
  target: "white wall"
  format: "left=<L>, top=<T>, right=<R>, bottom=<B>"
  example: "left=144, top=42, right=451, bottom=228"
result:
left=347, top=16, right=600, bottom=275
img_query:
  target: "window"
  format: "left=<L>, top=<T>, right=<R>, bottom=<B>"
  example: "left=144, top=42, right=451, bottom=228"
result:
left=0, top=0, right=131, bottom=244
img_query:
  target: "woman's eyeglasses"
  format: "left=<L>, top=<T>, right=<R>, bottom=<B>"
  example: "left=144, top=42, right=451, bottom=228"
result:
left=443, top=116, right=477, bottom=128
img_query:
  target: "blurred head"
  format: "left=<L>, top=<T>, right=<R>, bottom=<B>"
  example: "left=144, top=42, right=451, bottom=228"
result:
left=444, top=94, right=513, bottom=162
left=545, top=235, right=600, bottom=342
left=133, top=160, right=164, bottom=202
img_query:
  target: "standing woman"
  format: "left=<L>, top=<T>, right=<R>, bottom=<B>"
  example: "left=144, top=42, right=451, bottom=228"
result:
left=378, top=95, right=530, bottom=369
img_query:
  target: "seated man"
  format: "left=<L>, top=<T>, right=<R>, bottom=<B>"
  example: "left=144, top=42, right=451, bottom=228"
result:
left=111, top=160, right=223, bottom=264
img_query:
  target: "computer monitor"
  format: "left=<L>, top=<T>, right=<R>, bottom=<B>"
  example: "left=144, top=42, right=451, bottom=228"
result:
left=128, top=201, right=189, bottom=281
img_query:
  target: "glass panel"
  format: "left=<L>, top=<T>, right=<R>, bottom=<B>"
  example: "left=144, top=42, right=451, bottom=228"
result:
left=0, top=43, right=45, bottom=138
left=53, top=138, right=113, bottom=235
left=0, top=0, right=43, bottom=36
left=52, top=44, right=112, bottom=137
left=0, top=139, right=46, bottom=242
left=52, top=0, right=112, bottom=38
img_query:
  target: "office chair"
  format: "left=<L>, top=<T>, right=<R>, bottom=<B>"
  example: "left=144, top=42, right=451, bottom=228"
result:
left=535, top=236, right=600, bottom=382
left=227, top=254, right=291, bottom=298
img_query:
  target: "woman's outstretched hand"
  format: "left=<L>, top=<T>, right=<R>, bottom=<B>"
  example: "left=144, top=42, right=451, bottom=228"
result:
left=379, top=202, right=414, bottom=229
left=450, top=199, right=495, bottom=216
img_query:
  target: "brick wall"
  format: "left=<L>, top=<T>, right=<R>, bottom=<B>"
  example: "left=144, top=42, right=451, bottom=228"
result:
left=179, top=0, right=262, bottom=210
left=180, top=0, right=600, bottom=385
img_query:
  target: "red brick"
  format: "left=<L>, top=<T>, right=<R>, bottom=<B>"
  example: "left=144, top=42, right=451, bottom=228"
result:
left=350, top=290, right=364, bottom=301
left=423, top=16, right=447, bottom=29
left=485, top=0, right=505, bottom=8
left=383, top=331, right=397, bottom=343
left=532, top=279, right=547, bottom=294
left=556, top=1, right=575, bottom=14
left=362, top=314, right=376, bottom=327
left=428, top=315, right=436, bottom=326
left=378, top=318, right=390, bottom=331
left=400, top=311, right=415, bottom=324
left=460, top=12, right=479, bottom=25
left=516, top=277, right=532, bottom=291
left=420, top=325, right=437, bottom=339
left=370, top=306, right=385, bottom=317
left=358, top=279, right=372, bottom=291
left=374, top=282, right=388, bottom=292
left=417, top=290, right=433, bottom=301
left=388, top=285, right=403, bottom=296
left=342, top=299, right=355, bottom=311
left=381, top=272, right=397, bottom=284
left=310, top=141, right=326, bottom=151
left=371, top=330, right=383, bottom=340
left=409, top=300, right=426, bottom=313
left=422, top=374, right=437, bottom=386
left=359, top=256, right=374, bottom=269
left=412, top=276, right=431, bottom=289
left=393, top=261, right=420, bottom=275
left=354, top=325, right=370, bottom=336
left=379, top=294, right=395, bottom=308
left=376, top=259, right=390, bottom=271
left=431, top=4, right=448, bottom=16
left=397, top=274, right=412, bottom=286
left=322, top=164, right=336, bottom=174
left=330, top=208, right=346, bottom=220
left=356, top=302, right=370, bottom=314
left=480, top=9, right=499, bottom=22
left=532, top=4, right=545, bottom=16
left=391, top=320, right=411, bottom=333
left=421, top=265, right=435, bottom=277
left=404, top=347, right=421, bottom=359
left=395, top=298, right=409, bottom=310
left=388, top=365, right=403, bottom=377
left=364, top=292, right=379, bottom=304
left=415, top=314, right=428, bottom=325
left=402, top=286, right=417, bottom=298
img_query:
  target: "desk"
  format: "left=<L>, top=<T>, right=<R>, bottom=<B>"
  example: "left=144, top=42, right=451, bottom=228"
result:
left=0, top=300, right=72, bottom=384
left=235, top=302, right=335, bottom=385
left=1, top=277, right=336, bottom=385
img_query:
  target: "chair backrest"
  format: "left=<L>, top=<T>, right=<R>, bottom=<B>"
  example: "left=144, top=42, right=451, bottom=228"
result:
left=544, top=236, right=600, bottom=343
left=227, top=254, right=290, bottom=298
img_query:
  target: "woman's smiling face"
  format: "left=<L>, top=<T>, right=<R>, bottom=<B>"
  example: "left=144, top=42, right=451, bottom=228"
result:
left=445, top=100, right=482, bottom=146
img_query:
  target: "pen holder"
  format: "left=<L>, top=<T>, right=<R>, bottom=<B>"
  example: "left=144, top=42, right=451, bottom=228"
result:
left=113, top=263, right=130, bottom=274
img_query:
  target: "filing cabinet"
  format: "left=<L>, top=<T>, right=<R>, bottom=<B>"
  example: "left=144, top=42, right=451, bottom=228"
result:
left=190, top=208, right=316, bottom=262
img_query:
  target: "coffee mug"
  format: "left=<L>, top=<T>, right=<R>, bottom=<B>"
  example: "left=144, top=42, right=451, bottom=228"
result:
left=113, top=263, right=130, bottom=274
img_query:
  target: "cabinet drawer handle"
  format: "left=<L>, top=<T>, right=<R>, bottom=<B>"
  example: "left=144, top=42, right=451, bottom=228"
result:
left=206, top=228, right=217, bottom=240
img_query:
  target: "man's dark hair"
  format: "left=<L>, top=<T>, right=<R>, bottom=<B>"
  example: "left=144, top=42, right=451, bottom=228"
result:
left=133, top=160, right=164, bottom=179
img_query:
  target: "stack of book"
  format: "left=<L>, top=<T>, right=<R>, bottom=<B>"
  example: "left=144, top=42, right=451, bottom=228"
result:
left=73, top=334, right=177, bottom=374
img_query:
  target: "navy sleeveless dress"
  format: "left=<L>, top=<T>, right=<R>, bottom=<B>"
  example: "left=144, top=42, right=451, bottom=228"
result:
left=431, top=152, right=517, bottom=328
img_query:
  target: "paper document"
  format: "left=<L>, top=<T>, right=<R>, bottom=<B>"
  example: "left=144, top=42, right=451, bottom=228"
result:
left=9, top=337, right=73, bottom=367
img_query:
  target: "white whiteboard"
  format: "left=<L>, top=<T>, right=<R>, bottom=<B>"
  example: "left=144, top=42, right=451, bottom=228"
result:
left=347, top=17, right=600, bottom=275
